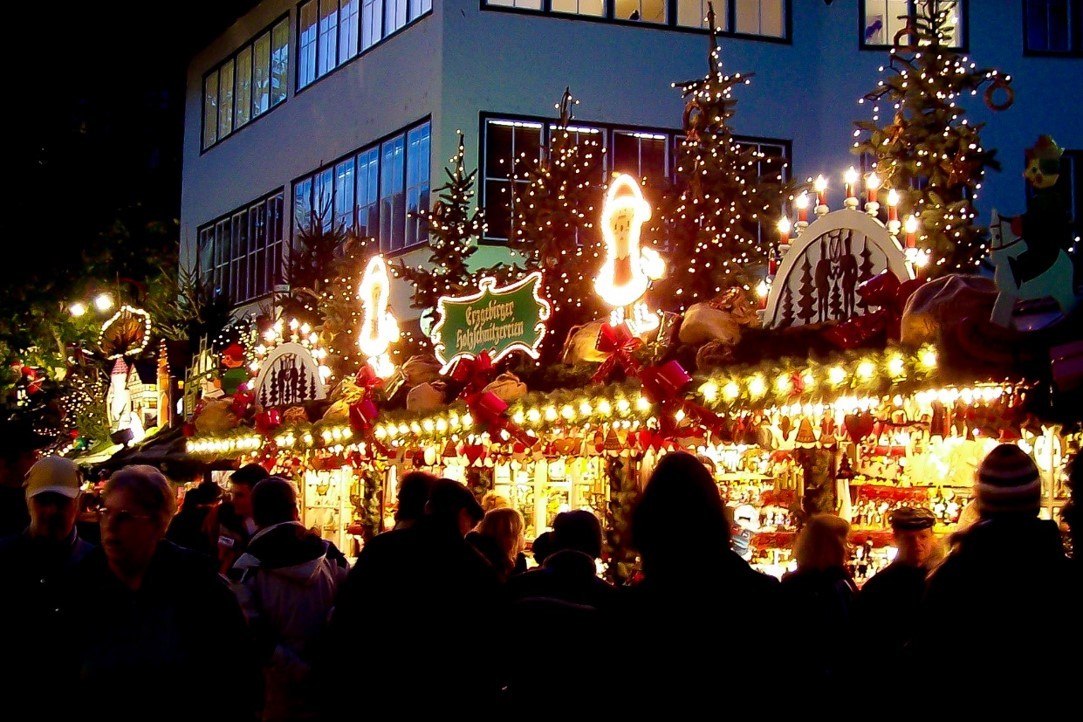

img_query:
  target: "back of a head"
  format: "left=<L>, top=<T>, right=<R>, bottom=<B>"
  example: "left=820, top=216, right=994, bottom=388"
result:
left=251, top=477, right=299, bottom=528
left=793, top=514, right=850, bottom=572
left=426, top=478, right=483, bottom=526
left=477, top=507, right=524, bottom=558
left=632, top=452, right=729, bottom=571
left=977, top=443, right=1041, bottom=519
left=105, top=465, right=176, bottom=528
left=231, top=462, right=270, bottom=489
left=396, top=471, right=437, bottom=523
left=552, top=509, right=603, bottom=559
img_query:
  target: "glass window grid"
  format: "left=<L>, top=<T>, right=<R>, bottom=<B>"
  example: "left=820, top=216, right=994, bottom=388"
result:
left=860, top=0, right=965, bottom=49
left=481, top=116, right=790, bottom=243
left=483, top=0, right=786, bottom=39
left=202, top=16, right=290, bottom=151
left=298, top=0, right=432, bottom=91
left=292, top=121, right=431, bottom=255
left=1023, top=0, right=1082, bottom=55
left=197, top=190, right=285, bottom=306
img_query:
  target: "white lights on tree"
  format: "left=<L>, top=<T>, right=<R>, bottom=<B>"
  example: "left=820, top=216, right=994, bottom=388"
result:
left=357, top=255, right=400, bottom=378
left=594, top=174, right=665, bottom=332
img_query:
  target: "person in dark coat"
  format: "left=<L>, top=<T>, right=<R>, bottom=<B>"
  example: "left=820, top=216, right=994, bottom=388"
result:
left=323, top=479, right=498, bottom=715
left=0, top=457, right=94, bottom=706
left=851, top=506, right=940, bottom=673
left=611, top=453, right=784, bottom=714
left=216, top=463, right=270, bottom=576
left=915, top=445, right=1080, bottom=710
left=62, top=465, right=259, bottom=721
left=165, top=480, right=222, bottom=559
left=392, top=470, right=437, bottom=531
left=779, top=513, right=857, bottom=695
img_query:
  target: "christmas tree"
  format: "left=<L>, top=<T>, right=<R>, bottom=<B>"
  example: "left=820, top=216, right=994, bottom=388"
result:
left=392, top=131, right=487, bottom=312
left=508, top=88, right=607, bottom=361
left=654, top=3, right=793, bottom=306
left=853, top=0, right=1013, bottom=275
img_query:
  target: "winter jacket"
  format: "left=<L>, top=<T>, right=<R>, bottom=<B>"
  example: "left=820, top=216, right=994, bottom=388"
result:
left=165, top=505, right=215, bottom=559
left=62, top=541, right=260, bottom=721
left=233, top=521, right=348, bottom=722
left=915, top=517, right=1080, bottom=709
left=779, top=565, right=858, bottom=694
left=0, top=528, right=94, bottom=703
left=506, top=549, right=616, bottom=609
left=850, top=561, right=929, bottom=673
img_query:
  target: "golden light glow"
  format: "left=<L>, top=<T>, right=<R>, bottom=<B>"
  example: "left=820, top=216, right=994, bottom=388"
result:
left=595, top=174, right=664, bottom=309
left=358, top=255, right=400, bottom=378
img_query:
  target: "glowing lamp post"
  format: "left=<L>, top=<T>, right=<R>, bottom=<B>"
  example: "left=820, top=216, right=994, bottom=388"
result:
left=594, top=174, right=665, bottom=334
left=358, top=255, right=400, bottom=378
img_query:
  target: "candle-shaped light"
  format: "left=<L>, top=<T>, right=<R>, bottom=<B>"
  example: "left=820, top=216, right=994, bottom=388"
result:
left=866, top=172, right=881, bottom=203
left=814, top=175, right=828, bottom=207
left=795, top=192, right=810, bottom=224
left=756, top=279, right=769, bottom=310
left=358, top=255, right=401, bottom=377
left=904, top=214, right=919, bottom=249
left=844, top=167, right=858, bottom=198
left=777, top=216, right=791, bottom=245
left=887, top=189, right=900, bottom=222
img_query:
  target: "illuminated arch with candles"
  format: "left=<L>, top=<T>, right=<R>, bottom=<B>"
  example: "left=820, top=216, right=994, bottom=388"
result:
left=763, top=209, right=913, bottom=329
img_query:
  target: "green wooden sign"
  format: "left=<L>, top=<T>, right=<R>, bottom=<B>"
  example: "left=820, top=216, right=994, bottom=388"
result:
left=431, top=272, right=551, bottom=371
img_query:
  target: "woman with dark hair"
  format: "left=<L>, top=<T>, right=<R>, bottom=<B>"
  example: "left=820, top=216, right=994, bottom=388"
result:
left=612, top=452, right=783, bottom=712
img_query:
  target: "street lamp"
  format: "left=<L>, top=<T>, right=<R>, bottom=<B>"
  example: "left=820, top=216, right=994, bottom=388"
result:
left=94, top=293, right=114, bottom=312
left=69, top=302, right=87, bottom=317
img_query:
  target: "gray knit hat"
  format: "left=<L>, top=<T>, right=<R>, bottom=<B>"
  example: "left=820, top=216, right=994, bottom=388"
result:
left=976, top=444, right=1041, bottom=517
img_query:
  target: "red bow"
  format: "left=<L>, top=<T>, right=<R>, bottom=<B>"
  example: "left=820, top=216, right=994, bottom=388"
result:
left=593, top=322, right=643, bottom=383
left=823, top=271, right=924, bottom=350
left=452, top=352, right=495, bottom=397
left=640, top=360, right=724, bottom=437
left=354, top=365, right=383, bottom=392
left=230, top=389, right=255, bottom=418
left=255, top=409, right=282, bottom=435
left=465, top=390, right=537, bottom=448
left=349, top=398, right=388, bottom=457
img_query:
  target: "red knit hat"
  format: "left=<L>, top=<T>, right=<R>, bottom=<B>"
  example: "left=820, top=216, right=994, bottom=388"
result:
left=976, top=444, right=1041, bottom=517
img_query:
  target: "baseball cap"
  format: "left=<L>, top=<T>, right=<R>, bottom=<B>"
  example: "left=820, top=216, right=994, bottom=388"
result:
left=25, top=456, right=83, bottom=499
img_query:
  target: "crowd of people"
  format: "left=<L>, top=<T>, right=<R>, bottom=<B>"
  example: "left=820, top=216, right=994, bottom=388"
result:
left=1, top=434, right=1079, bottom=718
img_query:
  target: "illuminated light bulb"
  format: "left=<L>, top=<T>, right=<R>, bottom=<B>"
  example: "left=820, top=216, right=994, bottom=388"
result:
left=70, top=302, right=87, bottom=317
left=616, top=398, right=631, bottom=414
left=545, top=406, right=558, bottom=422
left=700, top=382, right=719, bottom=402
left=828, top=366, right=847, bottom=385
left=527, top=408, right=542, bottom=424
left=422, top=419, right=435, bottom=434
left=596, top=399, right=612, bottom=416
left=94, top=294, right=114, bottom=312
left=636, top=395, right=651, bottom=412
left=887, top=355, right=905, bottom=377
left=775, top=374, right=792, bottom=394
left=857, top=360, right=876, bottom=380
left=920, top=348, right=938, bottom=370
left=748, top=374, right=767, bottom=398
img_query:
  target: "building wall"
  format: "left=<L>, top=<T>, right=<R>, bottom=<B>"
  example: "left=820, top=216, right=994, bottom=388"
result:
left=182, top=0, right=1082, bottom=317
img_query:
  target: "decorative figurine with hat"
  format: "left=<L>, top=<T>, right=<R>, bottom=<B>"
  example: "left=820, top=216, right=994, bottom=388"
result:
left=219, top=343, right=250, bottom=396
left=1014, top=135, right=1070, bottom=287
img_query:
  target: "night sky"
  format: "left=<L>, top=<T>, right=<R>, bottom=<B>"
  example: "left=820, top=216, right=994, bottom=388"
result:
left=10, top=2, right=258, bottom=287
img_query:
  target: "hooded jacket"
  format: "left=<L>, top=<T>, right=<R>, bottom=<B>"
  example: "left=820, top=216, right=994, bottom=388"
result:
left=233, top=522, right=348, bottom=722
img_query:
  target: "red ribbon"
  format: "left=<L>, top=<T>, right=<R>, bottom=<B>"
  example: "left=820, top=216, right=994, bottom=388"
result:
left=451, top=352, right=494, bottom=397
left=639, top=360, right=725, bottom=438
left=592, top=322, right=643, bottom=383
left=464, top=390, right=537, bottom=448
left=823, top=271, right=924, bottom=350
left=230, top=389, right=255, bottom=418
left=349, top=398, right=389, bottom=457
left=254, top=409, right=282, bottom=435
left=354, top=365, right=383, bottom=392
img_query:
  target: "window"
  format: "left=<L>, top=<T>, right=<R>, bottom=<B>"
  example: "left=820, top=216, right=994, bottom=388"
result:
left=676, top=0, right=719, bottom=28
left=551, top=0, right=605, bottom=17
left=293, top=121, right=430, bottom=254
left=612, top=0, right=666, bottom=24
left=362, top=0, right=383, bottom=49
left=861, top=1, right=964, bottom=49
left=405, top=123, right=432, bottom=247
left=1024, top=0, right=1082, bottom=55
left=487, top=0, right=542, bottom=8
left=197, top=190, right=285, bottom=305
left=380, top=135, right=406, bottom=252
left=735, top=136, right=792, bottom=243
left=613, top=131, right=668, bottom=182
left=340, top=0, right=360, bottom=64
left=319, top=1, right=339, bottom=77
left=736, top=0, right=785, bottom=37
left=385, top=0, right=409, bottom=35
left=299, top=2, right=318, bottom=88
left=482, top=119, right=544, bottom=241
left=201, top=16, right=289, bottom=150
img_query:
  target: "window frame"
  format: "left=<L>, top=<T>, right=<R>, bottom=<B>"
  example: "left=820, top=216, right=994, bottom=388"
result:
left=477, top=111, right=792, bottom=244
left=196, top=188, right=287, bottom=306
left=1022, top=0, right=1083, bottom=57
left=201, top=14, right=290, bottom=153
left=479, top=0, right=792, bottom=43
left=290, top=118, right=432, bottom=257
left=858, top=0, right=969, bottom=51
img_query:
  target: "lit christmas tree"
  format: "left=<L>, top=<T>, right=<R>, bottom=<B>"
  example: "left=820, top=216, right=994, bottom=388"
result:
left=654, top=3, right=792, bottom=306
left=318, top=235, right=386, bottom=380
left=392, top=131, right=487, bottom=311
left=853, top=0, right=1013, bottom=275
left=509, top=88, right=607, bottom=360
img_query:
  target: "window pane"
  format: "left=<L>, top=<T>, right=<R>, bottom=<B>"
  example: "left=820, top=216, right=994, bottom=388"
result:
left=357, top=148, right=380, bottom=238
left=551, top=0, right=604, bottom=17
left=671, top=0, right=714, bottom=27
left=484, top=120, right=542, bottom=241
left=615, top=0, right=666, bottom=23
left=340, top=0, right=360, bottom=62
left=315, top=167, right=335, bottom=231
left=203, top=72, right=218, bottom=149
left=864, top=0, right=909, bottom=45
left=406, top=123, right=431, bottom=247
left=335, top=159, right=356, bottom=233
left=381, top=136, right=405, bottom=251
left=363, top=0, right=382, bottom=49
left=736, top=0, right=784, bottom=37
left=271, top=19, right=290, bottom=104
left=299, top=2, right=318, bottom=88
left=232, top=212, right=248, bottom=302
left=253, top=33, right=271, bottom=117
left=218, top=59, right=234, bottom=138
left=294, top=178, right=313, bottom=235
left=486, top=0, right=542, bottom=7
left=385, top=0, right=408, bottom=34
left=235, top=47, right=252, bottom=128
left=319, top=0, right=339, bottom=77
left=198, top=228, right=215, bottom=287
